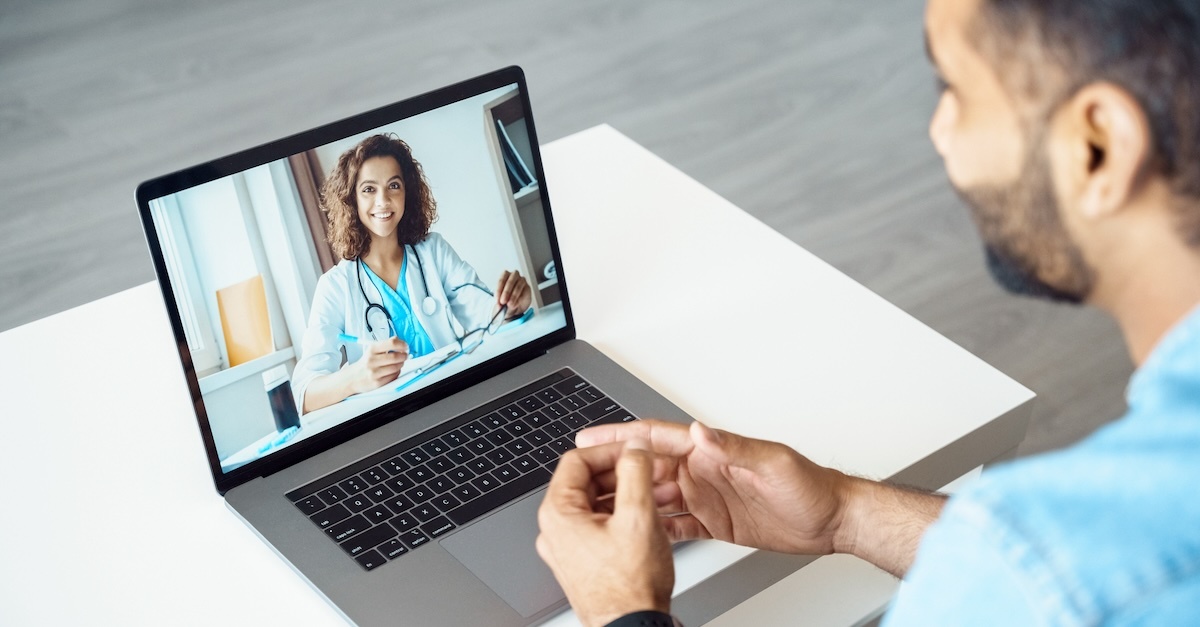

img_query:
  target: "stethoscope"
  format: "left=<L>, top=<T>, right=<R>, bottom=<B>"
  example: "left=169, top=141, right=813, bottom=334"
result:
left=355, top=244, right=495, bottom=342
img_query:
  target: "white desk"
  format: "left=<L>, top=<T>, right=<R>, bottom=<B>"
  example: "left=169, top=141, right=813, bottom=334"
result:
left=0, top=125, right=1033, bottom=626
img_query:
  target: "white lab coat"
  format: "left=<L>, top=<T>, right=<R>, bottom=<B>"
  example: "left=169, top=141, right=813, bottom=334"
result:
left=292, top=232, right=494, bottom=412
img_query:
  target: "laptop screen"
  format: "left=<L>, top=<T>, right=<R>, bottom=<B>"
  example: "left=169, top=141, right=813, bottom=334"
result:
left=141, top=75, right=569, bottom=480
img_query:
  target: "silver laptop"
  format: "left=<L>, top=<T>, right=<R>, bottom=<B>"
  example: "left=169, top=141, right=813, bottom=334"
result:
left=136, top=66, right=693, bottom=626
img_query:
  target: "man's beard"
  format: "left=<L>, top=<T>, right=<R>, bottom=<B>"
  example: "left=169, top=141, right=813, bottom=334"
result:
left=952, top=135, right=1096, bottom=305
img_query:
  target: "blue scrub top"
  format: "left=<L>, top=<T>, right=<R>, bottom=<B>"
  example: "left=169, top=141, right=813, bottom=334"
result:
left=362, top=256, right=436, bottom=358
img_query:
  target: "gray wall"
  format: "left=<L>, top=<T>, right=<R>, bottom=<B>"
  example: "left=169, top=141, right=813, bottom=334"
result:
left=0, top=0, right=1133, bottom=457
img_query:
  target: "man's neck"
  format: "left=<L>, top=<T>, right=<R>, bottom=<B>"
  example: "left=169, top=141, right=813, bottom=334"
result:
left=1095, top=233, right=1200, bottom=366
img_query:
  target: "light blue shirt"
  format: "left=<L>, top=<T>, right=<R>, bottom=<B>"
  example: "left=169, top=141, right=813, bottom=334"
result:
left=362, top=255, right=436, bottom=359
left=886, top=306, right=1200, bottom=625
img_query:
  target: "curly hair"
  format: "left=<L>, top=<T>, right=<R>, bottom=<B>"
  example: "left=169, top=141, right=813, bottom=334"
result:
left=320, top=134, right=438, bottom=260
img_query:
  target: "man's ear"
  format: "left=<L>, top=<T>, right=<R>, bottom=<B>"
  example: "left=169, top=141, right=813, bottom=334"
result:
left=1062, top=83, right=1153, bottom=220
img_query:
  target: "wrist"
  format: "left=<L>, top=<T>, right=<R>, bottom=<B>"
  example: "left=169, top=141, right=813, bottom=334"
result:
left=584, top=598, right=670, bottom=627
left=831, top=474, right=871, bottom=557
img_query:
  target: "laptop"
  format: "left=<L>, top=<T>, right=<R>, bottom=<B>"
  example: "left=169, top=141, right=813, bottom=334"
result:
left=135, top=66, right=694, bottom=626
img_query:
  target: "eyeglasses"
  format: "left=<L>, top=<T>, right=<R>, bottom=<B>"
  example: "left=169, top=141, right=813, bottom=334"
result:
left=460, top=305, right=508, bottom=355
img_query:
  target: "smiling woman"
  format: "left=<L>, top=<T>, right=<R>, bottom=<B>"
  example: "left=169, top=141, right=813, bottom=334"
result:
left=292, top=134, right=535, bottom=414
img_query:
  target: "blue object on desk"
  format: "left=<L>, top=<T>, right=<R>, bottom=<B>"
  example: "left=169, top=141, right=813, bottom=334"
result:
left=496, top=307, right=535, bottom=333
left=258, top=426, right=299, bottom=454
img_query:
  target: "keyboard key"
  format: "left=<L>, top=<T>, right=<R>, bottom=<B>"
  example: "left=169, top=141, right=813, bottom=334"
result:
left=421, top=516, right=456, bottom=538
left=485, top=429, right=514, bottom=446
left=485, top=447, right=515, bottom=465
left=340, top=523, right=396, bottom=556
left=470, top=474, right=498, bottom=493
left=467, top=457, right=495, bottom=474
left=404, top=485, right=434, bottom=504
left=447, top=448, right=472, bottom=465
left=295, top=495, right=325, bottom=515
left=447, top=468, right=552, bottom=526
left=426, top=456, right=453, bottom=475
left=386, top=475, right=415, bottom=493
left=526, top=430, right=551, bottom=446
left=365, top=484, right=394, bottom=503
left=524, top=411, right=550, bottom=427
left=506, top=439, right=532, bottom=455
left=517, top=396, right=544, bottom=412
left=427, top=476, right=454, bottom=494
left=482, top=413, right=506, bottom=429
left=390, top=512, right=419, bottom=533
left=552, top=375, right=588, bottom=396
left=441, top=430, right=467, bottom=447
left=511, top=455, right=538, bottom=474
left=401, top=449, right=429, bottom=466
left=338, top=476, right=367, bottom=495
left=363, top=504, right=393, bottom=524
left=535, top=388, right=563, bottom=404
left=581, top=399, right=621, bottom=421
left=491, top=464, right=519, bottom=483
left=455, top=482, right=484, bottom=500
left=432, top=494, right=461, bottom=512
left=385, top=495, right=413, bottom=514
left=345, top=495, right=372, bottom=513
left=577, top=386, right=604, bottom=403
left=500, top=404, right=526, bottom=420
left=412, top=503, right=439, bottom=522
left=404, top=465, right=434, bottom=484
left=467, top=438, right=494, bottom=455
left=591, top=410, right=639, bottom=427
left=506, top=421, right=531, bottom=436
left=423, top=440, right=449, bottom=457
left=382, top=457, right=408, bottom=476
left=544, top=421, right=568, bottom=437
left=447, top=467, right=475, bottom=485
left=559, top=395, right=585, bottom=412
left=355, top=549, right=386, bottom=571
left=531, top=446, right=558, bottom=465
left=550, top=438, right=575, bottom=455
left=562, top=413, right=589, bottom=430
left=543, top=402, right=568, bottom=418
left=326, top=514, right=370, bottom=543
left=319, top=486, right=348, bottom=504
left=360, top=467, right=388, bottom=485
left=400, top=528, right=430, bottom=549
left=462, top=422, right=488, bottom=438
left=310, top=503, right=351, bottom=529
left=379, top=538, right=408, bottom=559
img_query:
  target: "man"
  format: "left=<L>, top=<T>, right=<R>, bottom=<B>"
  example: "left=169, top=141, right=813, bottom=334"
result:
left=535, top=0, right=1200, bottom=624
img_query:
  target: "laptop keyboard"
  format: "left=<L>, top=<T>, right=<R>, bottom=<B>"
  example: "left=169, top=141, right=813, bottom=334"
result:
left=286, top=368, right=639, bottom=571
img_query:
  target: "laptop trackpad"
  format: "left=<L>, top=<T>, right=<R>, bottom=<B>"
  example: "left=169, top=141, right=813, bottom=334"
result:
left=440, top=490, right=565, bottom=618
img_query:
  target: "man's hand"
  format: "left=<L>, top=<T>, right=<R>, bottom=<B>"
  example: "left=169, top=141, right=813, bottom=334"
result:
left=578, top=420, right=850, bottom=555
left=536, top=440, right=674, bottom=627
left=577, top=420, right=946, bottom=577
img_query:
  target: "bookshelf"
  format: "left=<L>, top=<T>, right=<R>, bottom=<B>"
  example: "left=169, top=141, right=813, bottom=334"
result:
left=482, top=91, right=561, bottom=308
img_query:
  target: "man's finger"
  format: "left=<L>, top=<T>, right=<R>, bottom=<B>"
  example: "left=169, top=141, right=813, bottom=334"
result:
left=690, top=421, right=783, bottom=473
left=545, top=441, right=626, bottom=513
left=577, top=419, right=695, bottom=457
left=613, top=441, right=657, bottom=522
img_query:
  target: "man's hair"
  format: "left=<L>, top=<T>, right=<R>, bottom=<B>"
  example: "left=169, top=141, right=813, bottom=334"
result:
left=971, top=0, right=1200, bottom=245
left=321, top=134, right=438, bottom=260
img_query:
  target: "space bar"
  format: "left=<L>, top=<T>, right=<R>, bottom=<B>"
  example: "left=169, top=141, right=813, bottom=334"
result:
left=447, top=468, right=553, bottom=526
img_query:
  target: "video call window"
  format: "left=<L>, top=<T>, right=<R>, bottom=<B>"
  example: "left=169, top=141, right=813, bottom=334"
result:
left=148, top=84, right=565, bottom=471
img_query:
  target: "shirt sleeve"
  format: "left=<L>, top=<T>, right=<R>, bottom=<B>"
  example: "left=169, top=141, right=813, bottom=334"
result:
left=882, top=499, right=1041, bottom=627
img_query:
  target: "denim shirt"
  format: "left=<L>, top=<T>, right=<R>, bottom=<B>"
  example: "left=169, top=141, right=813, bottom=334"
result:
left=885, top=306, right=1200, bottom=626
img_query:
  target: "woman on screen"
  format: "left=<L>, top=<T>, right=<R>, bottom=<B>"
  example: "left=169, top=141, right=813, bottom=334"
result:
left=293, top=134, right=532, bottom=414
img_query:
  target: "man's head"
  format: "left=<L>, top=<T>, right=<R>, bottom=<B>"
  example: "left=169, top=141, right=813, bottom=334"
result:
left=925, top=0, right=1200, bottom=304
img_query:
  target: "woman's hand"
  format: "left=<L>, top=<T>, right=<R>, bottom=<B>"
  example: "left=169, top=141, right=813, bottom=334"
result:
left=495, top=270, right=532, bottom=319
left=347, top=337, right=409, bottom=394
